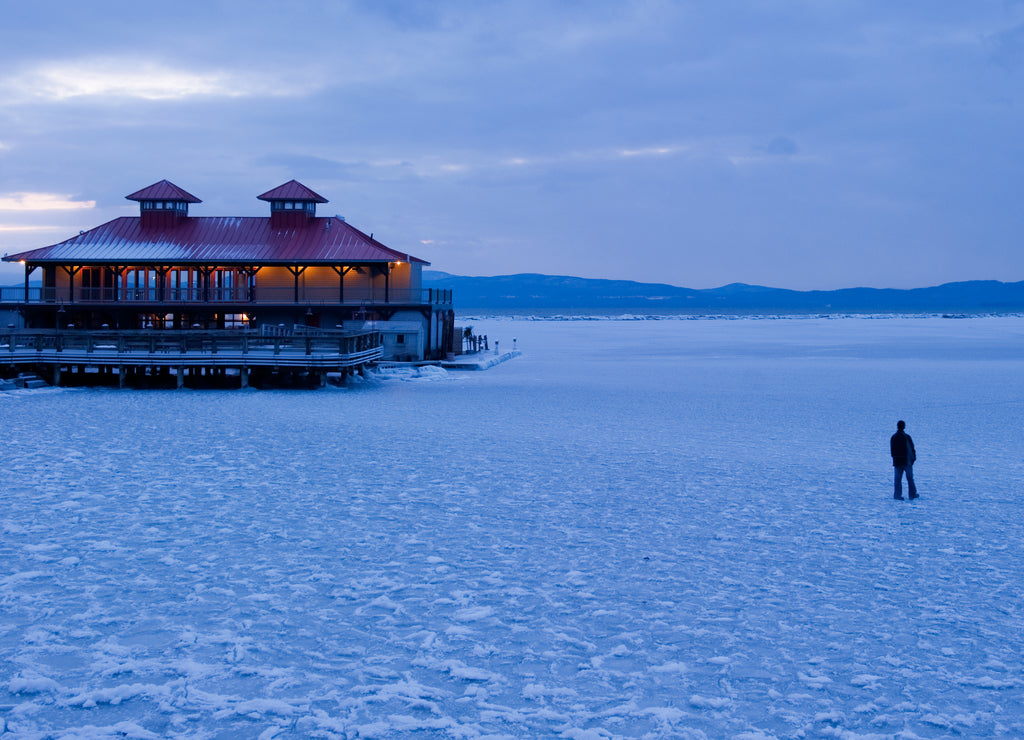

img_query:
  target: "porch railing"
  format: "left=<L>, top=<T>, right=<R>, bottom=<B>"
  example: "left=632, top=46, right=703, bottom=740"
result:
left=0, top=328, right=384, bottom=368
left=0, top=286, right=453, bottom=306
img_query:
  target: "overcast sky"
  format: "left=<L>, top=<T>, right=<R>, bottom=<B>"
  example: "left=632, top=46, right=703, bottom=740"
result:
left=1, top=0, right=1021, bottom=289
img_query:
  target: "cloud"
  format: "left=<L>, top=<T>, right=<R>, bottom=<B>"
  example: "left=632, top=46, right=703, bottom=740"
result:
left=409, top=144, right=691, bottom=178
left=0, top=2, right=1019, bottom=289
left=987, top=20, right=1024, bottom=71
left=3, top=58, right=316, bottom=102
left=759, top=137, right=799, bottom=156
left=252, top=154, right=368, bottom=181
left=0, top=225, right=65, bottom=233
left=391, top=139, right=781, bottom=180
left=618, top=146, right=684, bottom=159
left=0, top=193, right=96, bottom=211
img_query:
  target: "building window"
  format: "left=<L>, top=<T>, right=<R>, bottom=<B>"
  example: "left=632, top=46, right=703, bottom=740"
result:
left=396, top=334, right=405, bottom=344
left=271, top=200, right=314, bottom=212
left=143, top=200, right=187, bottom=212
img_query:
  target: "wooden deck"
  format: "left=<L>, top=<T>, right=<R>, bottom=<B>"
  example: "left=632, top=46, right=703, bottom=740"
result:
left=1, top=328, right=382, bottom=388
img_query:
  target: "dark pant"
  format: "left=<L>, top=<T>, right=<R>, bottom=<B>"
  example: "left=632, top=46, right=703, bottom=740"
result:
left=894, top=465, right=917, bottom=498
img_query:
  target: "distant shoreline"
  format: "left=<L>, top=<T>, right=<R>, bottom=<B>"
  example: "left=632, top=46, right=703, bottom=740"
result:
left=453, top=309, right=1024, bottom=321
left=426, top=272, right=1024, bottom=315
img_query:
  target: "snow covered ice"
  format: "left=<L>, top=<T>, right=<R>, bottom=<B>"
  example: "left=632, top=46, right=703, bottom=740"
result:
left=2, top=316, right=1023, bottom=738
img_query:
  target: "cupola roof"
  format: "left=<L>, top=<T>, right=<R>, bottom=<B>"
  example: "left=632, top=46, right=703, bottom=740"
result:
left=257, top=180, right=328, bottom=203
left=126, top=180, right=202, bottom=203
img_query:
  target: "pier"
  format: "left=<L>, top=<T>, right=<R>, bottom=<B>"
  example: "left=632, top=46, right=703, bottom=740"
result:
left=0, top=328, right=382, bottom=389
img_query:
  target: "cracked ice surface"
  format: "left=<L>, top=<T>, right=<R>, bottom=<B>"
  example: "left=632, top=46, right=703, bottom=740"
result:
left=1, top=316, right=1023, bottom=738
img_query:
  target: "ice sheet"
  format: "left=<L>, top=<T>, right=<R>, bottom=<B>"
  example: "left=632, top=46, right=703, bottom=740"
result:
left=2, top=316, right=1023, bottom=737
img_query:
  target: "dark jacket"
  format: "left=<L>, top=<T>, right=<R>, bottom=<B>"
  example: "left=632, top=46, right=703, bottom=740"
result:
left=890, top=430, right=916, bottom=467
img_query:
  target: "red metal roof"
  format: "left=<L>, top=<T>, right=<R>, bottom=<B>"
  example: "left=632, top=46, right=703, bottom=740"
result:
left=3, top=216, right=427, bottom=265
left=257, top=180, right=328, bottom=203
left=126, top=180, right=202, bottom=203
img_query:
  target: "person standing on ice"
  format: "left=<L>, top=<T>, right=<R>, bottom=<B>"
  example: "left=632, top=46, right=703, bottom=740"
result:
left=890, top=420, right=918, bottom=500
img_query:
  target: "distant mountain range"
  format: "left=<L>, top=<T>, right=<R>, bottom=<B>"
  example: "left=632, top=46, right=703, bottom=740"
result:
left=423, top=271, right=1024, bottom=314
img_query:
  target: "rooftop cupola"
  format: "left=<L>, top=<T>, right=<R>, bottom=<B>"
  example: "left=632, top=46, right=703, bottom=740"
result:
left=257, top=180, right=328, bottom=229
left=126, top=180, right=201, bottom=228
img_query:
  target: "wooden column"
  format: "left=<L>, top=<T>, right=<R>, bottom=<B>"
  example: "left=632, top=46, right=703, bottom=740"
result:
left=241, top=266, right=262, bottom=302
left=331, top=265, right=351, bottom=304
left=61, top=265, right=82, bottom=303
left=110, top=266, right=125, bottom=302
left=23, top=263, right=36, bottom=302
left=197, top=267, right=215, bottom=303
left=286, top=266, right=307, bottom=303
left=155, top=267, right=169, bottom=303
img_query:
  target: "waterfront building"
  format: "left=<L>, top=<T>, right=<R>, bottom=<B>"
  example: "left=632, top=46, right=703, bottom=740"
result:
left=0, top=180, right=454, bottom=386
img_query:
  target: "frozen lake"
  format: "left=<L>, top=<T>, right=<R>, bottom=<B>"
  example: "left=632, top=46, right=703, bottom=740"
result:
left=2, top=316, right=1023, bottom=738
